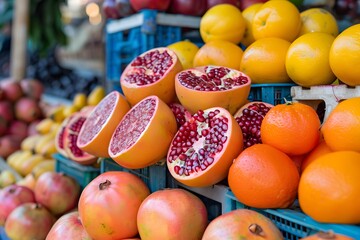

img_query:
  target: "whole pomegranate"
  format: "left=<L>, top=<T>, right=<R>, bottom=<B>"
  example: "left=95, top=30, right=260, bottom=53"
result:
left=0, top=185, right=36, bottom=226
left=0, top=100, right=14, bottom=122
left=20, top=78, right=44, bottom=101
left=206, top=0, right=241, bottom=9
left=0, top=79, right=23, bottom=102
left=5, top=120, right=28, bottom=140
left=5, top=203, right=55, bottom=240
left=130, top=0, right=171, bottom=12
left=46, top=211, right=92, bottom=240
left=0, top=135, right=22, bottom=158
left=14, top=97, right=43, bottom=123
left=169, top=0, right=207, bottom=16
left=34, top=172, right=81, bottom=216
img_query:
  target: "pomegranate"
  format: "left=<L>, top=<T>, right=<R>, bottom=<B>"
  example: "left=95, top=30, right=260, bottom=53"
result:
left=202, top=209, right=284, bottom=239
left=175, top=66, right=251, bottom=115
left=240, top=0, right=268, bottom=10
left=109, top=96, right=177, bottom=169
left=129, top=0, right=171, bottom=12
left=169, top=102, right=192, bottom=128
left=78, top=171, right=150, bottom=240
left=300, top=231, right=355, bottom=240
left=64, top=112, right=97, bottom=165
left=46, top=211, right=92, bottom=240
left=137, top=188, right=208, bottom=240
left=167, top=107, right=243, bottom=187
left=20, top=78, right=44, bottom=100
left=116, top=0, right=135, bottom=17
left=77, top=91, right=130, bottom=158
left=0, top=79, right=23, bottom=102
left=0, top=185, right=36, bottom=226
left=0, top=135, right=22, bottom=158
left=4, top=203, right=55, bottom=240
left=169, top=0, right=207, bottom=16
left=120, top=47, right=183, bottom=106
left=6, top=120, right=28, bottom=140
left=55, top=116, right=73, bottom=158
left=206, top=0, right=241, bottom=9
left=0, top=100, right=14, bottom=122
left=34, top=172, right=81, bottom=216
left=14, top=97, right=43, bottom=123
left=234, top=101, right=273, bottom=149
left=102, top=0, right=121, bottom=19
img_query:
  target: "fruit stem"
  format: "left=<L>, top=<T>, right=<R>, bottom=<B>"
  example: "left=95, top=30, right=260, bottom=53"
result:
left=283, top=98, right=293, bottom=105
left=99, top=179, right=111, bottom=190
left=249, top=223, right=266, bottom=237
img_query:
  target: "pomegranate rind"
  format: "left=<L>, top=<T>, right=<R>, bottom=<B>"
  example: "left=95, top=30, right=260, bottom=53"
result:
left=63, top=112, right=97, bottom=165
left=167, top=107, right=243, bottom=187
left=77, top=91, right=131, bottom=158
left=108, top=96, right=177, bottom=169
left=175, top=66, right=251, bottom=115
left=120, top=47, right=183, bottom=106
left=55, top=116, right=73, bottom=158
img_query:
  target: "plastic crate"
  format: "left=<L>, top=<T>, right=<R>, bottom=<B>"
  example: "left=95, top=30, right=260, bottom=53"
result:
left=100, top=158, right=167, bottom=193
left=167, top=174, right=228, bottom=221
left=106, top=9, right=202, bottom=83
left=54, top=153, right=100, bottom=190
left=0, top=227, right=9, bottom=240
left=248, top=83, right=296, bottom=105
left=225, top=190, right=360, bottom=240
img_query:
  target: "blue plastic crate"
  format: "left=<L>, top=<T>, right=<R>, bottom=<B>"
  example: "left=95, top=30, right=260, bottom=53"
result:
left=225, top=190, right=360, bottom=240
left=106, top=9, right=202, bottom=83
left=0, top=227, right=9, bottom=240
left=54, top=153, right=100, bottom=190
left=248, top=83, right=296, bottom=105
left=100, top=158, right=167, bottom=193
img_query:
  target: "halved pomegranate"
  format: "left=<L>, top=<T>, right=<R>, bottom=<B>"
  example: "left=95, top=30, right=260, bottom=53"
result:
left=168, top=102, right=192, bottom=129
left=234, top=101, right=273, bottom=149
left=167, top=107, right=243, bottom=187
left=64, top=112, right=97, bottom=165
left=77, top=91, right=131, bottom=158
left=175, top=65, right=251, bottom=114
left=108, top=95, right=177, bottom=169
left=120, top=47, right=183, bottom=106
left=55, top=116, right=73, bottom=158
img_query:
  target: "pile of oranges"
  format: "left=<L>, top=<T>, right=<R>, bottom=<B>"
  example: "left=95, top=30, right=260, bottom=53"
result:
left=168, top=2, right=360, bottom=226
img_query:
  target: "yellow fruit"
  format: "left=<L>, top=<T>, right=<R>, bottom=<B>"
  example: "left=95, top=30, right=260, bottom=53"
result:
left=7, top=150, right=33, bottom=170
left=40, top=141, right=57, bottom=158
left=193, top=40, right=243, bottom=70
left=21, top=134, right=42, bottom=151
left=17, top=173, right=36, bottom=190
left=240, top=37, right=292, bottom=83
left=241, top=3, right=263, bottom=47
left=329, top=24, right=360, bottom=87
left=0, top=170, right=16, bottom=188
left=87, top=86, right=106, bottom=106
left=34, top=133, right=56, bottom=155
left=35, top=118, right=55, bottom=135
left=286, top=32, right=336, bottom=87
left=299, top=8, right=339, bottom=37
left=252, top=0, right=301, bottom=42
left=17, top=154, right=46, bottom=177
left=49, top=105, right=66, bottom=123
left=62, top=105, right=79, bottom=118
left=167, top=40, right=199, bottom=70
left=31, top=160, right=55, bottom=179
left=200, top=4, right=246, bottom=44
left=72, top=93, right=88, bottom=110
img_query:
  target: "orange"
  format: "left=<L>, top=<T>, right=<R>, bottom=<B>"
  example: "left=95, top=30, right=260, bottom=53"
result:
left=239, top=37, right=291, bottom=83
left=298, top=151, right=360, bottom=224
left=193, top=40, right=243, bottom=70
left=241, top=3, right=263, bottom=47
left=301, top=140, right=332, bottom=173
left=329, top=24, right=360, bottom=86
left=167, top=40, right=199, bottom=70
left=285, top=32, right=336, bottom=87
left=321, top=97, right=360, bottom=152
left=228, top=144, right=300, bottom=209
left=200, top=4, right=246, bottom=44
left=261, top=102, right=321, bottom=155
left=252, top=0, right=301, bottom=42
left=299, top=8, right=339, bottom=37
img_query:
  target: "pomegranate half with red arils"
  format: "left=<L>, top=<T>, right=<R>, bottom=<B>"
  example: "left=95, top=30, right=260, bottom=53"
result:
left=167, top=107, right=243, bottom=187
left=109, top=95, right=177, bottom=169
left=120, top=47, right=183, bottom=106
left=175, top=65, right=251, bottom=115
left=234, top=101, right=273, bottom=149
left=168, top=102, right=192, bottom=129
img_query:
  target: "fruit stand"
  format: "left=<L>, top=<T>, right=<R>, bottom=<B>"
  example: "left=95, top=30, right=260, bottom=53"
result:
left=1, top=0, right=360, bottom=240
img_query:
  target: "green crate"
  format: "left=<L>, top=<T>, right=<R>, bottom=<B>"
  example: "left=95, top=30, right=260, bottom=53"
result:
left=54, top=153, right=100, bottom=190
